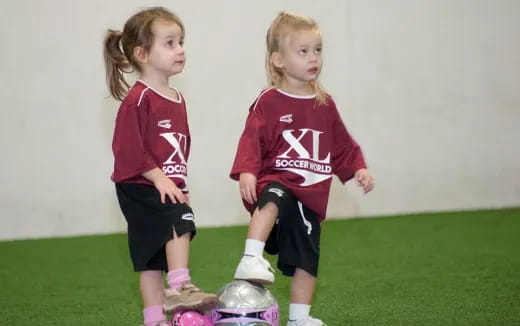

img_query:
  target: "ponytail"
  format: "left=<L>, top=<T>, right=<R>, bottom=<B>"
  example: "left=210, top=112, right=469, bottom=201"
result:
left=103, top=30, right=132, bottom=101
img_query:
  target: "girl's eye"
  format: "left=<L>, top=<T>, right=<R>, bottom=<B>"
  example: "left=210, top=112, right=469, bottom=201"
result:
left=299, top=49, right=308, bottom=54
left=167, top=40, right=174, bottom=47
left=179, top=40, right=184, bottom=46
left=314, top=48, right=322, bottom=54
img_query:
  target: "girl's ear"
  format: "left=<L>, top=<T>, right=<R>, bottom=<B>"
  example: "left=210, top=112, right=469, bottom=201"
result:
left=271, top=52, right=284, bottom=69
left=133, top=46, right=148, bottom=64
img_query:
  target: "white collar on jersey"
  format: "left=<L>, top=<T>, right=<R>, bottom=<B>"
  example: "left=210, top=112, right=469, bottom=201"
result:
left=138, top=80, right=183, bottom=104
left=275, top=88, right=316, bottom=99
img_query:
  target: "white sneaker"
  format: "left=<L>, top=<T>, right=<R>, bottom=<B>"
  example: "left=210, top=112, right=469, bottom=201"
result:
left=287, top=316, right=327, bottom=326
left=234, top=255, right=275, bottom=285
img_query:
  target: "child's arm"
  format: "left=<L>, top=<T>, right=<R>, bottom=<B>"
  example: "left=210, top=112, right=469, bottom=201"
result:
left=112, top=102, right=157, bottom=182
left=142, top=168, right=187, bottom=204
left=230, top=105, right=265, bottom=204
left=330, top=103, right=374, bottom=194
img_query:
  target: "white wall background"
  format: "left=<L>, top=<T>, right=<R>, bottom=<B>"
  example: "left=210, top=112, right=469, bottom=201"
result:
left=0, top=0, right=518, bottom=240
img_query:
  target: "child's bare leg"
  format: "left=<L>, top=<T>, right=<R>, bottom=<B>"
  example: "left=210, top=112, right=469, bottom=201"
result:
left=163, top=231, right=217, bottom=313
left=247, top=202, right=279, bottom=241
left=235, top=203, right=278, bottom=284
left=140, top=270, right=166, bottom=306
left=165, top=231, right=190, bottom=271
left=290, top=268, right=316, bottom=304
left=140, top=271, right=167, bottom=325
left=287, top=268, right=317, bottom=323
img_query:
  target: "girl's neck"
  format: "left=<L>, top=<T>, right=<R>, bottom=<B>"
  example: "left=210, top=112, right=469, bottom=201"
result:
left=140, top=72, right=178, bottom=101
left=279, top=78, right=314, bottom=96
left=140, top=72, right=170, bottom=91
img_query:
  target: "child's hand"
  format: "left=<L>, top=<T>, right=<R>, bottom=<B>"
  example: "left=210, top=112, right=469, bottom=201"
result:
left=153, top=175, right=187, bottom=204
left=354, top=168, right=375, bottom=194
left=239, top=172, right=257, bottom=205
left=142, top=168, right=187, bottom=204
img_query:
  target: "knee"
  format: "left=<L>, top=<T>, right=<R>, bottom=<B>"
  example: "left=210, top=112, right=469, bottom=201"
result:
left=257, top=202, right=279, bottom=218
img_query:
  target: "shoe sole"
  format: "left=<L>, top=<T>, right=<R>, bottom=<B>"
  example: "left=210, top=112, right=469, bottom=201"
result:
left=163, top=295, right=218, bottom=314
left=234, top=276, right=274, bottom=285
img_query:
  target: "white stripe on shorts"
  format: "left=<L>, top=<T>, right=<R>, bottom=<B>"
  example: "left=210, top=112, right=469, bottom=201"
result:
left=297, top=201, right=312, bottom=235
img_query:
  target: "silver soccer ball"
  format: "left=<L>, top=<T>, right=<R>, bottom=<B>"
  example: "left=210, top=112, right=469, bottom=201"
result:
left=212, top=280, right=279, bottom=326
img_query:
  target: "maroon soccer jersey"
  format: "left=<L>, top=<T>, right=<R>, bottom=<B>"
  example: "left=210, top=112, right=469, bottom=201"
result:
left=111, top=81, right=191, bottom=191
left=230, top=88, right=366, bottom=221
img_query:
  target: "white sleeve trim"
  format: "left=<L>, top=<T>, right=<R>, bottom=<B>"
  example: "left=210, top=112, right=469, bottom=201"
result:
left=137, top=87, right=150, bottom=107
left=252, top=88, right=274, bottom=112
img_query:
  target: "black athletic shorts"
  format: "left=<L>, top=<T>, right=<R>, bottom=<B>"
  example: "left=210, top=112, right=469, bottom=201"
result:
left=115, top=183, right=196, bottom=272
left=257, top=182, right=321, bottom=277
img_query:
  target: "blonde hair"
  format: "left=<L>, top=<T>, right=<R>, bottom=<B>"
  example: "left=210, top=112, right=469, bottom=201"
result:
left=266, top=12, right=327, bottom=105
left=103, top=7, right=184, bottom=101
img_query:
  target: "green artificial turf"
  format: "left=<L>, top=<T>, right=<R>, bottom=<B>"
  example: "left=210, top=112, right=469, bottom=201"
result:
left=1, top=208, right=519, bottom=325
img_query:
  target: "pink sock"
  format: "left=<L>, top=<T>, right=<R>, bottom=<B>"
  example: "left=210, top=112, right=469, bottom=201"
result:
left=167, top=268, right=191, bottom=291
left=143, top=305, right=165, bottom=326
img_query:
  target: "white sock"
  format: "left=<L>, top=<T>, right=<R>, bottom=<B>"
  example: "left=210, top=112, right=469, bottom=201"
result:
left=289, top=303, right=311, bottom=321
left=244, top=239, right=265, bottom=257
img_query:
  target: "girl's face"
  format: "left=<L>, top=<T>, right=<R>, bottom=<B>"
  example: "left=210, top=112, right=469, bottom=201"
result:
left=275, top=29, right=323, bottom=85
left=145, top=20, right=186, bottom=77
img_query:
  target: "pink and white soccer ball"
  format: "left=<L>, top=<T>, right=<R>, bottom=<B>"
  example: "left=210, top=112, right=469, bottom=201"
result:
left=212, top=280, right=279, bottom=325
left=172, top=309, right=213, bottom=326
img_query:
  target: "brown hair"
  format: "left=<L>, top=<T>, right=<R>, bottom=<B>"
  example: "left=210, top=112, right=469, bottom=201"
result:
left=266, top=12, right=327, bottom=105
left=103, top=7, right=184, bottom=101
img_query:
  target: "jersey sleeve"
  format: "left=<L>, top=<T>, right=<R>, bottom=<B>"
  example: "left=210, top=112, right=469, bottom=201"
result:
left=330, top=102, right=367, bottom=183
left=230, top=102, right=266, bottom=181
left=111, top=97, right=157, bottom=182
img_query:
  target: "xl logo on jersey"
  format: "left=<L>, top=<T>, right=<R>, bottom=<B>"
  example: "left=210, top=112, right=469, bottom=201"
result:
left=160, top=132, right=188, bottom=189
left=275, top=128, right=332, bottom=186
